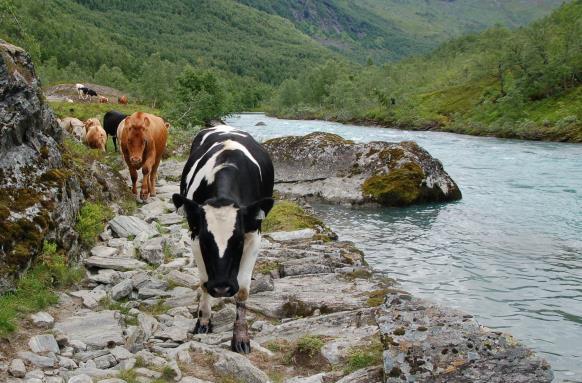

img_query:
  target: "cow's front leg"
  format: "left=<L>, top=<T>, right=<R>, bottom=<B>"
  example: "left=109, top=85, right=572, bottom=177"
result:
left=129, top=167, right=138, bottom=195
left=194, top=287, right=212, bottom=334
left=231, top=290, right=251, bottom=354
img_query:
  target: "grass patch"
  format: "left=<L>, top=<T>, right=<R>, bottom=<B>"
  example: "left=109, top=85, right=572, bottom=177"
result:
left=296, top=335, right=325, bottom=358
left=118, top=369, right=139, bottom=383
left=254, top=260, right=280, bottom=275
left=362, top=163, right=425, bottom=207
left=75, top=201, right=114, bottom=248
left=140, top=299, right=170, bottom=316
left=262, top=201, right=323, bottom=233
left=344, top=338, right=384, bottom=374
left=0, top=241, right=84, bottom=337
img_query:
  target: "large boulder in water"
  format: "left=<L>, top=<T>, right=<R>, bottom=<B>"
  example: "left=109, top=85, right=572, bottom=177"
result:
left=263, top=132, right=461, bottom=206
left=0, top=40, right=83, bottom=292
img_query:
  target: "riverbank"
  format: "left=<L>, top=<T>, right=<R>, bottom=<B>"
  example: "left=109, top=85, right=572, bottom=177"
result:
left=263, top=110, right=582, bottom=143
left=0, top=158, right=553, bottom=383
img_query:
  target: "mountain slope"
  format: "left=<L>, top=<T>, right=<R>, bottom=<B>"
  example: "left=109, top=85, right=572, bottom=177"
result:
left=238, top=0, right=566, bottom=62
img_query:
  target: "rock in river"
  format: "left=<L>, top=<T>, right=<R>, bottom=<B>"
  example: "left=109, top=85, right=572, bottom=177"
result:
left=263, top=132, right=461, bottom=206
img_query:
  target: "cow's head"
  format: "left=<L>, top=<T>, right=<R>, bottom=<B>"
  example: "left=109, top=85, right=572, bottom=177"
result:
left=124, top=114, right=149, bottom=168
left=172, top=194, right=273, bottom=298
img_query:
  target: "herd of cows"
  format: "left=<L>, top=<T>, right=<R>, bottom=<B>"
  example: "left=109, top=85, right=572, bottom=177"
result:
left=59, top=111, right=275, bottom=353
left=73, top=83, right=128, bottom=104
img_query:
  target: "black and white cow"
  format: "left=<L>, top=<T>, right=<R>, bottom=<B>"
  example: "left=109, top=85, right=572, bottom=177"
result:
left=172, top=125, right=274, bottom=354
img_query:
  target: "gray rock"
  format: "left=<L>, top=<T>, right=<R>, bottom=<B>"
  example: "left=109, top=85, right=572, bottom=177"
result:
left=154, top=325, right=189, bottom=343
left=214, top=351, right=270, bottom=383
left=138, top=199, right=169, bottom=222
left=139, top=237, right=166, bottom=266
left=108, top=215, right=158, bottom=238
left=166, top=270, right=200, bottom=289
left=267, top=229, right=316, bottom=242
left=179, top=377, right=214, bottom=383
left=167, top=307, right=193, bottom=319
left=125, top=326, right=145, bottom=353
left=54, top=311, right=124, bottom=349
left=30, top=312, right=54, bottom=328
left=84, top=256, right=147, bottom=271
left=285, top=373, right=327, bottom=383
left=16, top=352, right=55, bottom=368
left=250, top=274, right=274, bottom=294
left=98, top=379, right=126, bottom=383
left=107, top=238, right=135, bottom=258
left=135, top=350, right=167, bottom=368
left=28, top=334, right=60, bottom=354
left=93, top=354, right=116, bottom=369
left=86, top=270, right=122, bottom=285
left=134, top=367, right=162, bottom=379
left=158, top=212, right=184, bottom=225
left=212, top=306, right=236, bottom=333
left=137, top=313, right=159, bottom=340
left=9, top=359, right=26, bottom=377
left=69, top=290, right=106, bottom=309
left=111, top=279, right=133, bottom=300
left=138, top=288, right=172, bottom=299
left=58, top=356, right=78, bottom=370
left=73, top=350, right=109, bottom=363
left=67, top=374, right=93, bottom=383
left=335, top=366, right=382, bottom=383
left=46, top=377, right=65, bottom=383
left=264, top=133, right=461, bottom=206
left=90, top=246, right=118, bottom=258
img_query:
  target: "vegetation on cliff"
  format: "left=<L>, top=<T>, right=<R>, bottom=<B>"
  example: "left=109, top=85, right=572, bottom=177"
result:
left=266, top=2, right=582, bottom=142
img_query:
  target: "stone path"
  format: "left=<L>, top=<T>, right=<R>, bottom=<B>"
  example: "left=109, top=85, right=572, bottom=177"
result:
left=1, top=161, right=553, bottom=383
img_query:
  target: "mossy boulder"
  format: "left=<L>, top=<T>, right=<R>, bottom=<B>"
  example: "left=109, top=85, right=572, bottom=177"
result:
left=0, top=40, right=84, bottom=292
left=264, top=132, right=461, bottom=207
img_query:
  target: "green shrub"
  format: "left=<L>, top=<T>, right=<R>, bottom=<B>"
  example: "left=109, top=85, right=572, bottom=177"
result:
left=75, top=201, right=114, bottom=247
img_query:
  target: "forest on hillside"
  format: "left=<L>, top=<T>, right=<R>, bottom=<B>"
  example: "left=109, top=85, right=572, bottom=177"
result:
left=266, top=1, right=582, bottom=141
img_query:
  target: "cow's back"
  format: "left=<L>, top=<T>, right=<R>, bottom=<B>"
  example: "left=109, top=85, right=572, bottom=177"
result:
left=103, top=111, right=127, bottom=136
left=181, top=126, right=273, bottom=206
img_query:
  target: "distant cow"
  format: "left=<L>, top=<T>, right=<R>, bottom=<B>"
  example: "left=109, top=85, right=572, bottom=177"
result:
left=79, top=87, right=98, bottom=100
left=118, top=95, right=128, bottom=104
left=103, top=110, right=127, bottom=152
left=75, top=83, right=85, bottom=98
left=84, top=118, right=107, bottom=151
left=172, top=126, right=274, bottom=354
left=118, top=112, right=169, bottom=200
left=99, top=96, right=108, bottom=103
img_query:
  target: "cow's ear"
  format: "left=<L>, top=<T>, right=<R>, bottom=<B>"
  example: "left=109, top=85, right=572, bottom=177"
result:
left=243, top=198, right=274, bottom=232
left=143, top=116, right=150, bottom=128
left=165, top=122, right=171, bottom=130
left=173, top=194, right=202, bottom=236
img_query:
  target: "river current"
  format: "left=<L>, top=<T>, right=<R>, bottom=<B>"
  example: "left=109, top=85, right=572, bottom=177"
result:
left=226, top=113, right=582, bottom=382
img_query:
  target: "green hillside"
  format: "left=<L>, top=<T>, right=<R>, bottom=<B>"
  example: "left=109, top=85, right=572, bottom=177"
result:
left=0, top=0, right=337, bottom=109
left=266, top=1, right=582, bottom=142
left=237, top=0, right=565, bottom=63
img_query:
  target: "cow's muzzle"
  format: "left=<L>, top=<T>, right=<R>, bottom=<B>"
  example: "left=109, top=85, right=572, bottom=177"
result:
left=205, top=281, right=238, bottom=298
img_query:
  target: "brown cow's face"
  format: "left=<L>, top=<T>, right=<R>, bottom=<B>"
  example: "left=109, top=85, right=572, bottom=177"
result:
left=127, top=123, right=147, bottom=167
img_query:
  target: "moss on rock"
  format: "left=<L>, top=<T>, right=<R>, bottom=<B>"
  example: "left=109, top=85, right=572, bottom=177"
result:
left=262, top=201, right=323, bottom=233
left=362, top=163, right=425, bottom=206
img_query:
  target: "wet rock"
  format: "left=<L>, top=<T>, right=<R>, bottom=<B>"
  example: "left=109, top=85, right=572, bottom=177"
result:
left=108, top=215, right=158, bottom=238
left=30, top=312, right=54, bottom=328
left=9, top=359, right=26, bottom=378
left=28, top=335, right=60, bottom=354
left=54, top=311, right=124, bottom=349
left=139, top=237, right=166, bottom=266
left=84, top=256, right=147, bottom=271
left=111, top=279, right=133, bottom=300
left=264, top=132, right=461, bottom=206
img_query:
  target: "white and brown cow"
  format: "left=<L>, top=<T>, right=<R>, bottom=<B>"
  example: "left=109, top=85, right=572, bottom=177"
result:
left=172, top=126, right=274, bottom=354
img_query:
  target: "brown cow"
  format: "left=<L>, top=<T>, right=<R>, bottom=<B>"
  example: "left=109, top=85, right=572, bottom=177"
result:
left=118, top=112, right=169, bottom=201
left=118, top=95, right=128, bottom=104
left=99, top=96, right=109, bottom=103
left=84, top=118, right=107, bottom=152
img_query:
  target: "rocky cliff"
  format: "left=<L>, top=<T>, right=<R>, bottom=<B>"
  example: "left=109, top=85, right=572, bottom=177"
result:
left=0, top=40, right=83, bottom=293
left=263, top=132, right=461, bottom=206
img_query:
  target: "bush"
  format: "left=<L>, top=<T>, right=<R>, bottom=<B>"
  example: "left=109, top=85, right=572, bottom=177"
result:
left=75, top=201, right=114, bottom=247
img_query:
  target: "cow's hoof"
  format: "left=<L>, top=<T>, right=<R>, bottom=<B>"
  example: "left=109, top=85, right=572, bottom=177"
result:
left=231, top=338, right=251, bottom=354
left=194, top=319, right=212, bottom=334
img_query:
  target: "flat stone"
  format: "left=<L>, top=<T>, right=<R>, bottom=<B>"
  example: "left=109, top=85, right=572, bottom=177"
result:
left=135, top=350, right=166, bottom=368
left=84, top=256, right=147, bottom=271
left=179, top=378, right=214, bottom=383
left=111, top=279, right=133, bottom=300
left=158, top=257, right=190, bottom=273
left=166, top=270, right=200, bottom=289
left=212, top=306, right=236, bottom=333
left=214, top=350, right=270, bottom=383
left=109, top=346, right=133, bottom=361
left=158, top=212, right=184, bottom=225
left=86, top=269, right=122, bottom=285
left=74, top=350, right=109, bottom=363
left=16, top=352, right=55, bottom=368
left=9, top=359, right=26, bottom=377
left=285, top=373, right=327, bottom=383
left=109, top=215, right=158, bottom=238
left=30, top=312, right=54, bottom=328
left=139, top=237, right=165, bottom=266
left=250, top=274, right=274, bottom=294
left=138, top=288, right=172, bottom=299
left=107, top=238, right=135, bottom=258
left=25, top=370, right=44, bottom=380
left=266, top=229, right=316, bottom=242
left=135, top=367, right=162, bottom=379
left=138, top=199, right=168, bottom=222
left=54, top=311, right=124, bottom=349
left=28, top=334, right=60, bottom=354
left=90, top=246, right=118, bottom=258
left=69, top=290, right=107, bottom=309
left=58, top=356, right=77, bottom=370
left=154, top=325, right=189, bottom=343
left=335, top=366, right=383, bottom=383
